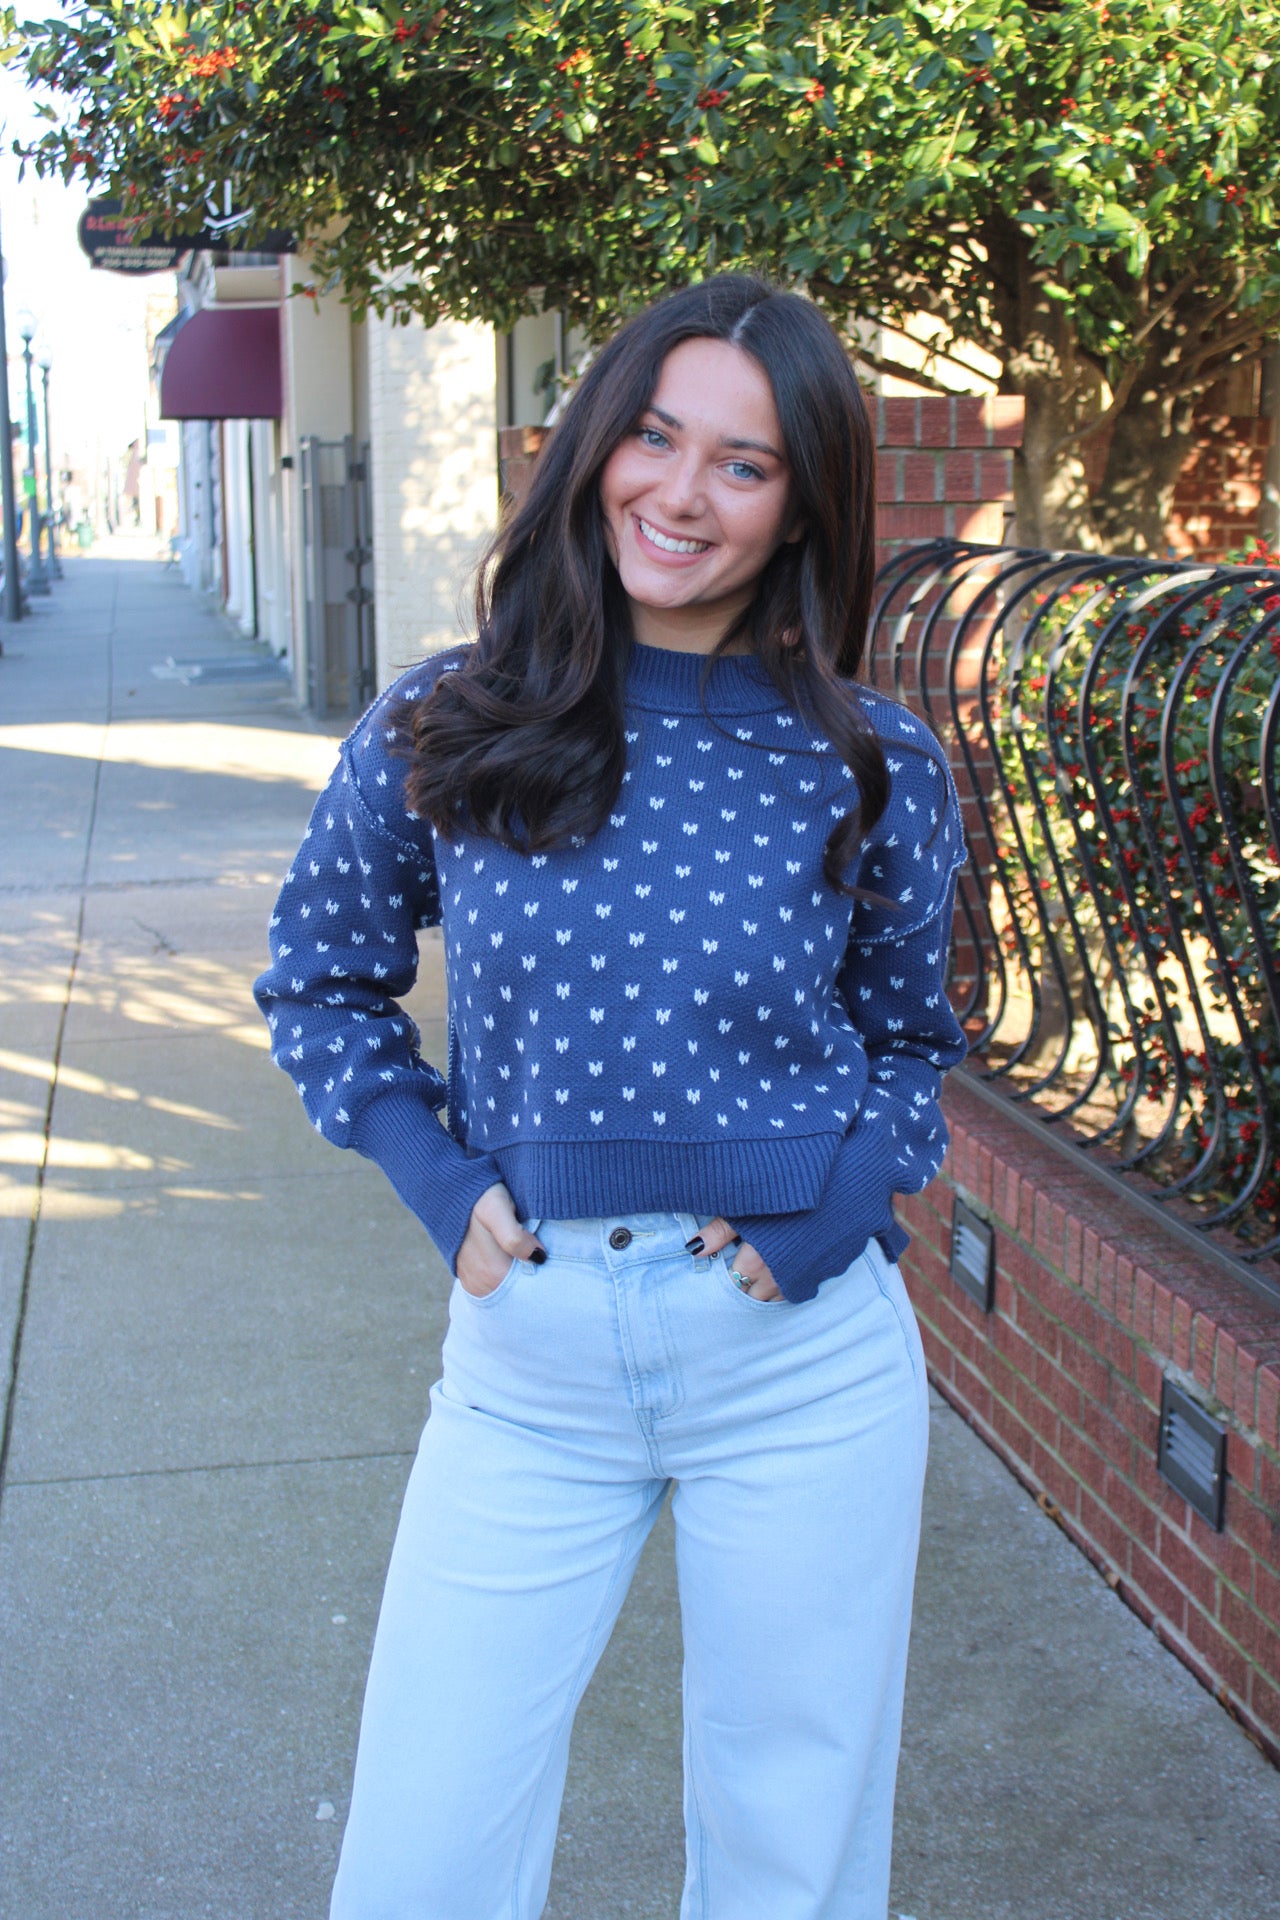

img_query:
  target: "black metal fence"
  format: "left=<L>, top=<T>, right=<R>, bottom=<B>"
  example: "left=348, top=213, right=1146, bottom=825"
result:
left=868, top=540, right=1280, bottom=1285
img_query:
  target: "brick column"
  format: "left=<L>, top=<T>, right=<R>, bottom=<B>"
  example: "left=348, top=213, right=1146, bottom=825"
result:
left=498, top=424, right=549, bottom=510
left=871, top=393, right=1025, bottom=1020
left=874, top=393, right=1024, bottom=568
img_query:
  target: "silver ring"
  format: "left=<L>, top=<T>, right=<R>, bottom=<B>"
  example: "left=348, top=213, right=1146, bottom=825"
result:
left=729, top=1267, right=753, bottom=1293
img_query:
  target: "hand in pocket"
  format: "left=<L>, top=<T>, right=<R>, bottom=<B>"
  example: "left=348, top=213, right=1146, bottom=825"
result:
left=456, top=1183, right=547, bottom=1298
left=687, top=1218, right=783, bottom=1300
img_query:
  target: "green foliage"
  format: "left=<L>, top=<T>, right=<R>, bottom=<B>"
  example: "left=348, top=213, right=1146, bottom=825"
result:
left=15, top=0, right=1280, bottom=393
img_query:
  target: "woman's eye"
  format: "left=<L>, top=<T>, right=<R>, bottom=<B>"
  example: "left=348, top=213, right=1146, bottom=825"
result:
left=727, top=459, right=763, bottom=482
left=639, top=425, right=669, bottom=449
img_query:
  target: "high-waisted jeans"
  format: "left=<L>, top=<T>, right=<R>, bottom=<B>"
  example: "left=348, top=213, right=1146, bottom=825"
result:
left=330, top=1212, right=930, bottom=1920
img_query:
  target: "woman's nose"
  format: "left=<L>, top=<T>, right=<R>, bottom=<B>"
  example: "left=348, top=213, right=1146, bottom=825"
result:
left=655, top=454, right=706, bottom=519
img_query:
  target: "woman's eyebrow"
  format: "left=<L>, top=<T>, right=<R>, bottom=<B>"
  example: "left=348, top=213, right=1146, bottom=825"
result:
left=646, top=404, right=783, bottom=462
left=722, top=435, right=783, bottom=460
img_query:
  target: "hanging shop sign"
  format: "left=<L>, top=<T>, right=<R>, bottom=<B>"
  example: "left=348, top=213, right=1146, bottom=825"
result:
left=77, top=198, right=292, bottom=274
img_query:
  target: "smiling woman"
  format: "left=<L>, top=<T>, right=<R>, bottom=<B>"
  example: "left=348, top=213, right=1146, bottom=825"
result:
left=255, top=273, right=969, bottom=1920
left=598, top=336, right=803, bottom=649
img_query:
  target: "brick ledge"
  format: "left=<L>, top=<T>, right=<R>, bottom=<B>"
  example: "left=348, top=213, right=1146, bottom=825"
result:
left=898, top=1074, right=1280, bottom=1763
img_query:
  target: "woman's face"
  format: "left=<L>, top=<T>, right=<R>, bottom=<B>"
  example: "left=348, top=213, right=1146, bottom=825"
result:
left=598, top=336, right=801, bottom=652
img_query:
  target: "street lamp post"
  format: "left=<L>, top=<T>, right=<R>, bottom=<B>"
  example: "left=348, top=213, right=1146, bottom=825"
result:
left=38, top=356, right=62, bottom=580
left=17, top=318, right=49, bottom=594
left=0, top=201, right=25, bottom=625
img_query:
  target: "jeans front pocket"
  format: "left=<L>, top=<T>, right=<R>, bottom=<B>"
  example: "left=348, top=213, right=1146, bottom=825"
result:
left=869, top=1254, right=925, bottom=1386
left=453, top=1219, right=544, bottom=1310
left=456, top=1253, right=527, bottom=1309
left=714, top=1250, right=792, bottom=1311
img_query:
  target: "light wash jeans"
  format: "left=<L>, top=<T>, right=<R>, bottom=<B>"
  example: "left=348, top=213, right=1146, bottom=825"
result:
left=330, top=1211, right=929, bottom=1920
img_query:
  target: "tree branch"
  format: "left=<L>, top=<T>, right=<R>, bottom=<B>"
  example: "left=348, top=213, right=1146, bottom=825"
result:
left=846, top=344, right=955, bottom=394
left=1127, top=269, right=1200, bottom=354
left=1163, top=268, right=1250, bottom=366
left=1183, top=311, right=1280, bottom=379
left=1045, top=363, right=1141, bottom=458
left=1163, top=338, right=1279, bottom=402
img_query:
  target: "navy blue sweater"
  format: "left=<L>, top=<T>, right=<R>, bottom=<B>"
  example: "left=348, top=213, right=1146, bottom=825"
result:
left=254, top=640, right=968, bottom=1300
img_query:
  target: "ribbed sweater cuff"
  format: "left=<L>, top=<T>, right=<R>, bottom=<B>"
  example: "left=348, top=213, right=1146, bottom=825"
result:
left=350, top=1091, right=504, bottom=1277
left=734, top=1120, right=906, bottom=1303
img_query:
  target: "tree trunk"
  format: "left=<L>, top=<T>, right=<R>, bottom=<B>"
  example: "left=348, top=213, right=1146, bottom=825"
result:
left=983, top=214, right=1103, bottom=550
left=1091, top=383, right=1196, bottom=554
left=1009, top=380, right=1100, bottom=550
left=1010, top=376, right=1195, bottom=556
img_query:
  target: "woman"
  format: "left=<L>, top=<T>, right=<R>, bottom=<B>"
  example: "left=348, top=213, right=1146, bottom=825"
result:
left=255, top=273, right=967, bottom=1920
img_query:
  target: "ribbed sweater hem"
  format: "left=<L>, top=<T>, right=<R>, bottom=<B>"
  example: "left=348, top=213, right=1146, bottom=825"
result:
left=495, top=1132, right=842, bottom=1223
left=737, top=1115, right=909, bottom=1299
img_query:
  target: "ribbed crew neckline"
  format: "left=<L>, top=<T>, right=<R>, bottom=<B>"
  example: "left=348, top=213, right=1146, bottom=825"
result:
left=625, top=637, right=783, bottom=714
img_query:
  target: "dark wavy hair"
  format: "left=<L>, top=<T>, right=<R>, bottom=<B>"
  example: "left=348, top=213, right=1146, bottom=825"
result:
left=401, top=273, right=888, bottom=890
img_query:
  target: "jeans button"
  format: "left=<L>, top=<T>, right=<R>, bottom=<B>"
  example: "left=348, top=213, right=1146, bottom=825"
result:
left=608, top=1226, right=632, bottom=1250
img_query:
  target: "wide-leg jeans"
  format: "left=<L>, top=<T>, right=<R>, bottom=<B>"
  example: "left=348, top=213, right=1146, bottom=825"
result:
left=330, top=1211, right=930, bottom=1920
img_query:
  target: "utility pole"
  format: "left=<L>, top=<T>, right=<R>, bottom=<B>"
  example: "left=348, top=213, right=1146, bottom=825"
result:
left=18, top=317, right=50, bottom=594
left=38, top=356, right=62, bottom=579
left=0, top=202, right=24, bottom=626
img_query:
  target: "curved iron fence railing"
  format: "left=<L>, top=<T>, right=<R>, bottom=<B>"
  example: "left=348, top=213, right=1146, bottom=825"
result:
left=869, top=539, right=1280, bottom=1282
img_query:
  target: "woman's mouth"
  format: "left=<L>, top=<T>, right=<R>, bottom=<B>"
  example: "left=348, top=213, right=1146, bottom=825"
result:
left=636, top=515, right=712, bottom=557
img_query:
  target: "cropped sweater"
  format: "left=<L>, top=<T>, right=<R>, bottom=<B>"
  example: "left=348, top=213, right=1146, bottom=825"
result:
left=254, top=639, right=968, bottom=1302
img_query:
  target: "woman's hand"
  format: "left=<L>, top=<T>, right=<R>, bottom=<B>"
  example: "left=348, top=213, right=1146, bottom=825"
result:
left=688, top=1218, right=783, bottom=1300
left=456, top=1182, right=547, bottom=1298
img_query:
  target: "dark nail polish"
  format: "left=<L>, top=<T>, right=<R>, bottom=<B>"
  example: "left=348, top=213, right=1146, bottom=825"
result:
left=685, top=1236, right=705, bottom=1255
left=530, top=1248, right=548, bottom=1265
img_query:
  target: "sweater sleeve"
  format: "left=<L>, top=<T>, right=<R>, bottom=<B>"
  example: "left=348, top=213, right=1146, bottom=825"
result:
left=252, top=741, right=504, bottom=1276
left=731, top=746, right=969, bottom=1302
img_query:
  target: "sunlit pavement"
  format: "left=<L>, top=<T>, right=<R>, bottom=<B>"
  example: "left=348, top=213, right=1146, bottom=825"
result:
left=0, top=541, right=1276, bottom=1919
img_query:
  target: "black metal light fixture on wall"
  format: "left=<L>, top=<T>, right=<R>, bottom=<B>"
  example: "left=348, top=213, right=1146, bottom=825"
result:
left=1157, top=1376, right=1228, bottom=1531
left=950, top=1196, right=996, bottom=1312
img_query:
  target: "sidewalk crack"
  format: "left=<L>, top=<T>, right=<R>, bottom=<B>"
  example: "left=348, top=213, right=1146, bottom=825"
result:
left=6, top=1447, right=416, bottom=1490
left=0, top=568, right=118, bottom=1516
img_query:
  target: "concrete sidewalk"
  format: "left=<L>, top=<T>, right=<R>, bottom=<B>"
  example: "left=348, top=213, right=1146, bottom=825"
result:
left=0, top=543, right=1277, bottom=1920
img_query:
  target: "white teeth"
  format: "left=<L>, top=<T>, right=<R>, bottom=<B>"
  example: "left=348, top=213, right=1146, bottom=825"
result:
left=639, top=517, right=709, bottom=555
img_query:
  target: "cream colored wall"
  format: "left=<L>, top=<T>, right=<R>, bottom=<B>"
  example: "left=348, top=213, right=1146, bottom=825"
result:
left=498, top=310, right=559, bottom=428
left=366, top=311, right=498, bottom=688
left=281, top=269, right=354, bottom=442
left=253, top=418, right=289, bottom=654
left=279, top=259, right=356, bottom=690
left=221, top=422, right=252, bottom=632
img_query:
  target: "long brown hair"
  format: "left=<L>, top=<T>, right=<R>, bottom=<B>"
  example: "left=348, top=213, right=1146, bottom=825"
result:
left=402, top=274, right=887, bottom=891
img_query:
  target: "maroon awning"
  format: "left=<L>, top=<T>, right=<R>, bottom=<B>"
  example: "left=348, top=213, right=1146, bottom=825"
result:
left=158, top=306, right=282, bottom=420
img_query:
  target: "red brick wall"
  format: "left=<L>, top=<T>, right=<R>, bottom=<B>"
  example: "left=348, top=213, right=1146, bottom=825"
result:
left=869, top=393, right=1024, bottom=1019
left=1168, top=415, right=1273, bottom=560
left=903, top=1076, right=1280, bottom=1761
left=874, top=393, right=1024, bottom=565
left=498, top=424, right=548, bottom=510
